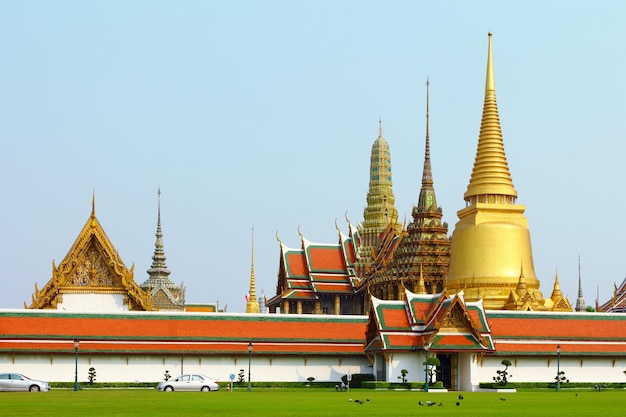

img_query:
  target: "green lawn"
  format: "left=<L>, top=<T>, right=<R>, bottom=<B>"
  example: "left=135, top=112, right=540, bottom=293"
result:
left=0, top=388, right=624, bottom=417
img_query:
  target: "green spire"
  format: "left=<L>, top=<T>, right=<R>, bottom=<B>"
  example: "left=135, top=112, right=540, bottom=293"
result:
left=356, top=120, right=402, bottom=278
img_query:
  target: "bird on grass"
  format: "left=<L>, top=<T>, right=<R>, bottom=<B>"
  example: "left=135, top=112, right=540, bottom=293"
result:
left=499, top=397, right=507, bottom=401
left=418, top=401, right=424, bottom=406
left=456, top=402, right=460, bottom=406
left=438, top=402, right=443, bottom=406
left=426, top=401, right=436, bottom=406
left=458, top=394, right=464, bottom=400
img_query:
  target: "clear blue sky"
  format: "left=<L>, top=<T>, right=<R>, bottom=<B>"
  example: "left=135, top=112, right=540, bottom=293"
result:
left=1, top=1, right=624, bottom=312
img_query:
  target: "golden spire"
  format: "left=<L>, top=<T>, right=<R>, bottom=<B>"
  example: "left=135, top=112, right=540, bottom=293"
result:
left=551, top=268, right=563, bottom=300
left=91, top=190, right=96, bottom=217
left=246, top=226, right=260, bottom=313
left=416, top=263, right=427, bottom=294
left=464, top=32, right=517, bottom=202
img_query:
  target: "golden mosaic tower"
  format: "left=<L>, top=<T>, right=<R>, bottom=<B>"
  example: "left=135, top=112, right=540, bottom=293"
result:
left=447, top=33, right=545, bottom=310
left=368, top=79, right=451, bottom=299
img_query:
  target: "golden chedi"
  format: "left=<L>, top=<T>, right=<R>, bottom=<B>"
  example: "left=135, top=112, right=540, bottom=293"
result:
left=447, top=33, right=545, bottom=310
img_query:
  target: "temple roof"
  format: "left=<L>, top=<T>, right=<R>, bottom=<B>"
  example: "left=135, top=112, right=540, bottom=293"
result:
left=27, top=196, right=151, bottom=311
left=364, top=290, right=494, bottom=353
left=266, top=226, right=359, bottom=307
left=599, top=277, right=626, bottom=313
left=0, top=310, right=367, bottom=356
left=486, top=310, right=626, bottom=356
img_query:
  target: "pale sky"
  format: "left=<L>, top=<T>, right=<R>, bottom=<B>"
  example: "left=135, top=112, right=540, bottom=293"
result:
left=1, top=1, right=624, bottom=313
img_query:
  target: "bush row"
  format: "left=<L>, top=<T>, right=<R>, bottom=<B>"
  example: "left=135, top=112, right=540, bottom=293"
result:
left=479, top=382, right=626, bottom=389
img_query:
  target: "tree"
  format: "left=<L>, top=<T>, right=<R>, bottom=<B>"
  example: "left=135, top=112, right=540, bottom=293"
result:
left=238, top=369, right=246, bottom=384
left=87, top=367, right=96, bottom=385
left=423, top=357, right=441, bottom=383
left=164, top=370, right=171, bottom=381
left=397, top=369, right=409, bottom=385
left=493, top=359, right=512, bottom=386
left=555, top=370, right=569, bottom=385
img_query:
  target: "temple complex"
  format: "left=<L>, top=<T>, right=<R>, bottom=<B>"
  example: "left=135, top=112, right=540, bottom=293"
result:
left=7, top=32, right=625, bottom=390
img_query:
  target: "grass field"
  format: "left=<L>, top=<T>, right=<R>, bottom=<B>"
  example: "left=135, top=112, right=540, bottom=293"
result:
left=0, top=388, right=624, bottom=417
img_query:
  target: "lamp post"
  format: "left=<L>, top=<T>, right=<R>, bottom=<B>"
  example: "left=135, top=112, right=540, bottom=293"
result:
left=247, top=342, right=252, bottom=392
left=424, top=348, right=429, bottom=392
left=73, top=338, right=80, bottom=392
left=556, top=344, right=561, bottom=392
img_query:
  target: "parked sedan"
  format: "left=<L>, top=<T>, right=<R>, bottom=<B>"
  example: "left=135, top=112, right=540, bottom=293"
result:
left=0, top=373, right=51, bottom=392
left=157, top=374, right=219, bottom=392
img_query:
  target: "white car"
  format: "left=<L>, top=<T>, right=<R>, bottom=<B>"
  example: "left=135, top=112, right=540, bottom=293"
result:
left=157, top=374, right=219, bottom=392
left=0, top=373, right=51, bottom=392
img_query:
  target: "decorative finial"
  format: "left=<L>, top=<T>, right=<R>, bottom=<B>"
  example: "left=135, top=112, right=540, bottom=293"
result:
left=91, top=190, right=96, bottom=217
left=275, top=231, right=282, bottom=243
left=157, top=187, right=161, bottom=226
left=297, top=225, right=303, bottom=238
left=378, top=117, right=383, bottom=136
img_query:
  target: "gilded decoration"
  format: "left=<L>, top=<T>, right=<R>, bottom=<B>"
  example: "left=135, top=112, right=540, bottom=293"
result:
left=27, top=201, right=151, bottom=310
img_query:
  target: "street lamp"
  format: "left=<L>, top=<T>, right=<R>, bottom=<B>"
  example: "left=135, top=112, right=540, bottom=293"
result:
left=247, top=342, right=252, bottom=392
left=424, top=348, right=429, bottom=392
left=556, top=344, right=561, bottom=392
left=73, top=338, right=80, bottom=392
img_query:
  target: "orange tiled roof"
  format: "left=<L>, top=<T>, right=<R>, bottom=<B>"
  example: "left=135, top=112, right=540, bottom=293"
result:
left=0, top=310, right=368, bottom=356
left=485, top=310, right=626, bottom=356
left=268, top=230, right=360, bottom=307
left=366, top=291, right=494, bottom=353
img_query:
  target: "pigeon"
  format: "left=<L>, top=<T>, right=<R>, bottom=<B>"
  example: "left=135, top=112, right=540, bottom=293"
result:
left=418, top=401, right=424, bottom=406
left=456, top=402, right=460, bottom=406
left=366, top=399, right=370, bottom=402
left=458, top=394, right=464, bottom=400
left=355, top=400, right=363, bottom=404
left=438, top=402, right=443, bottom=406
left=499, top=397, right=507, bottom=401
left=427, top=401, right=436, bottom=406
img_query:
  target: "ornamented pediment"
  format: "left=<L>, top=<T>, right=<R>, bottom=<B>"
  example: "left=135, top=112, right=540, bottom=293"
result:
left=27, top=198, right=151, bottom=311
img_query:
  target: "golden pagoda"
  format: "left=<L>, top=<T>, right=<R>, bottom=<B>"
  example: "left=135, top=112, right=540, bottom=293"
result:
left=354, top=120, right=403, bottom=280
left=446, top=33, right=546, bottom=310
left=27, top=194, right=151, bottom=311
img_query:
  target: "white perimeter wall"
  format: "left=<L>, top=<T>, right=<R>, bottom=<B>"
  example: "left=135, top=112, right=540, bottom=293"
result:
left=3, top=352, right=624, bottom=388
left=0, top=353, right=370, bottom=384
left=475, top=355, right=626, bottom=387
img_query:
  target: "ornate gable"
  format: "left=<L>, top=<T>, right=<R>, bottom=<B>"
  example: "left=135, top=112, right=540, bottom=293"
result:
left=365, top=290, right=493, bottom=354
left=27, top=200, right=151, bottom=311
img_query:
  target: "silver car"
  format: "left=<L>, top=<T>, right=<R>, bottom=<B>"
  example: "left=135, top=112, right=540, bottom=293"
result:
left=157, top=374, right=219, bottom=392
left=0, top=373, right=51, bottom=392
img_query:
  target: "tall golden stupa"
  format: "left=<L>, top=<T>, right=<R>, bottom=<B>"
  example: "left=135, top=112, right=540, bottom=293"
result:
left=447, top=33, right=546, bottom=310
